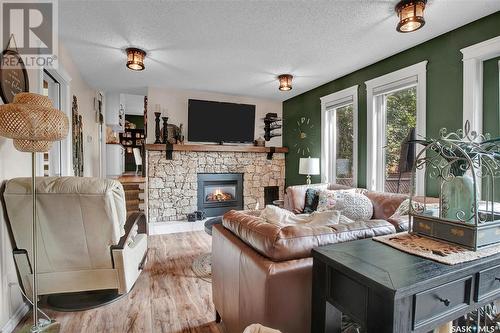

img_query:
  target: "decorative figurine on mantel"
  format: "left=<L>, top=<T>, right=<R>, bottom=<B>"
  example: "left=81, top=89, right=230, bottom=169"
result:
left=162, top=116, right=169, bottom=144
left=154, top=112, right=162, bottom=144
left=408, top=120, right=500, bottom=251
left=176, top=123, right=185, bottom=144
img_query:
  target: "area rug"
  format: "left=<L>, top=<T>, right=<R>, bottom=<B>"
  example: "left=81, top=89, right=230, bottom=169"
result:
left=374, top=232, right=500, bottom=265
left=192, top=253, right=212, bottom=282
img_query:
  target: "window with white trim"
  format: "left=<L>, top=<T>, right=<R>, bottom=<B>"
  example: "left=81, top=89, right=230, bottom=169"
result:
left=321, top=85, right=358, bottom=186
left=366, top=61, right=427, bottom=194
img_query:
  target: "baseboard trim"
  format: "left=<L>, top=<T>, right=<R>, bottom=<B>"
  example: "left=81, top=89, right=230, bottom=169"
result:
left=149, top=220, right=205, bottom=235
left=1, top=302, right=29, bottom=333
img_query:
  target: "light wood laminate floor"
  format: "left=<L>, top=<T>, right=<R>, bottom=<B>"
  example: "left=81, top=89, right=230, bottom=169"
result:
left=15, top=232, right=223, bottom=333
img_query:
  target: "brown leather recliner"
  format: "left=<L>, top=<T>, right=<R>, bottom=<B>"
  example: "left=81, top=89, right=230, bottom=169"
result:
left=212, top=186, right=406, bottom=333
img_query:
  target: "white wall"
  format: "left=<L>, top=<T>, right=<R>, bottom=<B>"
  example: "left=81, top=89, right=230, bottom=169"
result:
left=122, top=94, right=144, bottom=115
left=58, top=43, right=101, bottom=177
left=105, top=92, right=121, bottom=125
left=106, top=93, right=145, bottom=126
left=147, top=87, right=283, bottom=146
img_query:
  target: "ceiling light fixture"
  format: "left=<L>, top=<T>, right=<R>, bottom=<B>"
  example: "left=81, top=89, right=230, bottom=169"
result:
left=126, top=48, right=146, bottom=71
left=278, top=74, right=293, bottom=91
left=395, top=0, right=427, bottom=33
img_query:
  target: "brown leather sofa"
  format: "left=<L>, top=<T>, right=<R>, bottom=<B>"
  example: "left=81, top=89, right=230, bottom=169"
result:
left=212, top=184, right=408, bottom=333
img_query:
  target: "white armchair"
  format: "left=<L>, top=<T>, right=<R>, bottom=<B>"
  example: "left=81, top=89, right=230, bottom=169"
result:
left=1, top=177, right=148, bottom=297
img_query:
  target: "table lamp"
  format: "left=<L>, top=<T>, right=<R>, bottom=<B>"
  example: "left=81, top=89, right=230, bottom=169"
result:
left=0, top=93, right=68, bottom=333
left=299, top=157, right=320, bottom=185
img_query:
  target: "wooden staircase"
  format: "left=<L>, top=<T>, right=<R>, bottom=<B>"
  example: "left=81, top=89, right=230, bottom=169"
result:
left=117, top=175, right=145, bottom=214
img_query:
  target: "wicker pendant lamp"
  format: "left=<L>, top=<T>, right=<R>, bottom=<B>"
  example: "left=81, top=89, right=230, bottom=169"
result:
left=0, top=93, right=68, bottom=151
left=0, top=92, right=68, bottom=333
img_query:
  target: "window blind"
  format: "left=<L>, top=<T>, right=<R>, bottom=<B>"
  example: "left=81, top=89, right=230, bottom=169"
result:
left=373, top=75, right=418, bottom=96
left=325, top=95, right=353, bottom=111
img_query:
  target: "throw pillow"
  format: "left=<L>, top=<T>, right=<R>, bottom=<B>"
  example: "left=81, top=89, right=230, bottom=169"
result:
left=317, top=189, right=373, bottom=221
left=303, top=188, right=320, bottom=213
left=260, top=205, right=303, bottom=225
left=316, top=189, right=356, bottom=212
left=393, top=198, right=425, bottom=216
left=260, top=205, right=341, bottom=226
left=308, top=210, right=341, bottom=225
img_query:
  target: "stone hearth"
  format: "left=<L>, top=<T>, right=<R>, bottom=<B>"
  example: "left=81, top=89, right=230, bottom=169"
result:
left=147, top=151, right=285, bottom=222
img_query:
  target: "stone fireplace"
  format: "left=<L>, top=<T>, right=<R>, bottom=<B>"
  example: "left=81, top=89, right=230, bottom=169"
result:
left=147, top=148, right=286, bottom=222
left=197, top=173, right=243, bottom=217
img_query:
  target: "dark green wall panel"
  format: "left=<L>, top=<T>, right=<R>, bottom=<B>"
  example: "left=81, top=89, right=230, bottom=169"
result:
left=283, top=11, right=500, bottom=187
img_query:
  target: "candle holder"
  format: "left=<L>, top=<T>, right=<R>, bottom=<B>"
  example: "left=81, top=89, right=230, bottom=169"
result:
left=154, top=112, right=161, bottom=144
left=162, top=117, right=169, bottom=144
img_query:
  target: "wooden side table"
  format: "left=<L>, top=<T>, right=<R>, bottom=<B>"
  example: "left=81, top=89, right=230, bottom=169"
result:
left=311, top=239, right=500, bottom=333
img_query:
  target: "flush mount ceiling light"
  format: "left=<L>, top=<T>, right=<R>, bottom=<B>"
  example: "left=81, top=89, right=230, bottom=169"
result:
left=126, top=48, right=146, bottom=71
left=278, top=74, right=293, bottom=91
left=395, top=0, right=427, bottom=33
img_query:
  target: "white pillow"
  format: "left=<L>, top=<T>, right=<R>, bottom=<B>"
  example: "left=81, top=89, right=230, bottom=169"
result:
left=260, top=205, right=340, bottom=226
left=317, top=190, right=373, bottom=221
left=260, top=205, right=309, bottom=225
left=308, top=210, right=341, bottom=225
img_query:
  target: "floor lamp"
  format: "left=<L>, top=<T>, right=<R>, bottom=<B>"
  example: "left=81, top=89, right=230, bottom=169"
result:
left=0, top=93, right=69, bottom=333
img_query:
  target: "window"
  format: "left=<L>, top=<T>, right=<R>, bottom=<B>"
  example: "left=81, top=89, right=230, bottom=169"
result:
left=376, top=86, right=416, bottom=194
left=321, top=85, right=358, bottom=186
left=366, top=61, right=427, bottom=194
left=460, top=35, right=500, bottom=135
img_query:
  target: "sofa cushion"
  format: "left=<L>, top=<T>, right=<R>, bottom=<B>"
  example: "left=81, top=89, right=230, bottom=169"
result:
left=222, top=210, right=395, bottom=262
left=363, top=191, right=408, bottom=220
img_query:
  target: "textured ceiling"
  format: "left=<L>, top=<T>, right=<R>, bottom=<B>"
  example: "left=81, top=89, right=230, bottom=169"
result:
left=59, top=0, right=500, bottom=101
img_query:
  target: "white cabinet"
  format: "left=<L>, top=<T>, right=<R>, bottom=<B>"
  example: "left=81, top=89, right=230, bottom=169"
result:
left=106, top=144, right=124, bottom=176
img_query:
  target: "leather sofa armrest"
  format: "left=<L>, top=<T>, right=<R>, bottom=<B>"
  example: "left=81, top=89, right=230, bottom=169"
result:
left=112, top=212, right=146, bottom=249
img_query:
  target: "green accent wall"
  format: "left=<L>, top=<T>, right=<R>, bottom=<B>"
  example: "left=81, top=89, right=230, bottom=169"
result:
left=283, top=11, right=500, bottom=188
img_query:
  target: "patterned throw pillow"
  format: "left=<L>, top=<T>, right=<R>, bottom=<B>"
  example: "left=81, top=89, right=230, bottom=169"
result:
left=317, top=189, right=373, bottom=221
left=393, top=199, right=425, bottom=216
left=317, top=189, right=354, bottom=212
left=303, top=188, right=320, bottom=213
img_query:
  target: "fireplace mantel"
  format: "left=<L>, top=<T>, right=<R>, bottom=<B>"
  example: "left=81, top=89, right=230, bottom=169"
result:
left=145, top=143, right=288, bottom=159
left=145, top=143, right=288, bottom=153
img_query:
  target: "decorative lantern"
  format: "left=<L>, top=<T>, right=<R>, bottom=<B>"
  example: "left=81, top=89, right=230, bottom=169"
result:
left=409, top=121, right=500, bottom=251
left=126, top=48, right=146, bottom=71
left=278, top=74, right=293, bottom=91
left=395, top=0, right=427, bottom=33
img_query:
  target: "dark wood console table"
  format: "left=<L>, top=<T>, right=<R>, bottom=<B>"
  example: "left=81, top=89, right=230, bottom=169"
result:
left=311, top=238, right=500, bottom=333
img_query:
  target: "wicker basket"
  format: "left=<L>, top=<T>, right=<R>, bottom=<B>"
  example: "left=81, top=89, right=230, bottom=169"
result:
left=0, top=93, right=69, bottom=152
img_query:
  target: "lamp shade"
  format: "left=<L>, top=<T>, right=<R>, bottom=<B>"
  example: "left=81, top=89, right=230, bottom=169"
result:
left=0, top=93, right=69, bottom=152
left=299, top=157, right=320, bottom=175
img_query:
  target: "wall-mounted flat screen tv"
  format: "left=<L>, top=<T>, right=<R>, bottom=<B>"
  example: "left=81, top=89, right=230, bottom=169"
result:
left=188, top=99, right=255, bottom=143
